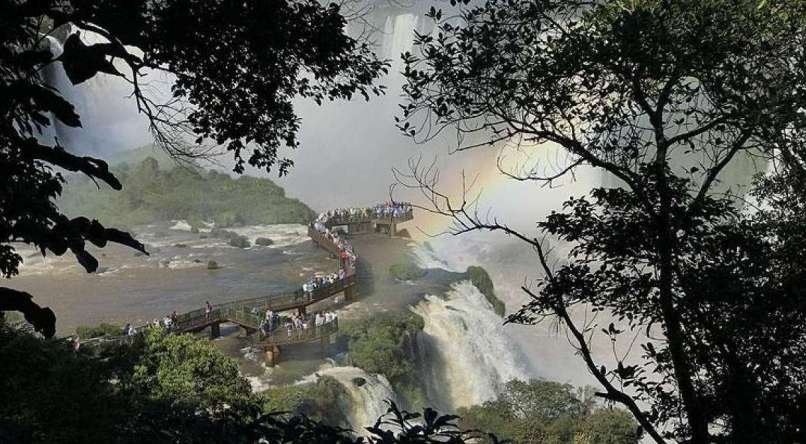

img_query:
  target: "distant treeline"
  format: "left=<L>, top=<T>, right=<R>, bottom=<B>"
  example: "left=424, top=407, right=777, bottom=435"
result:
left=58, top=156, right=316, bottom=230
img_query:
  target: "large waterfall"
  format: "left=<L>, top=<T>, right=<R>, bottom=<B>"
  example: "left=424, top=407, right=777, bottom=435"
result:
left=412, top=281, right=532, bottom=410
left=39, top=31, right=153, bottom=156
left=380, top=13, right=421, bottom=63
left=301, top=365, right=399, bottom=434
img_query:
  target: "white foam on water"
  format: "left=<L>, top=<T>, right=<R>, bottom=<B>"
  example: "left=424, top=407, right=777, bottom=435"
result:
left=227, top=224, right=310, bottom=248
left=298, top=364, right=398, bottom=435
left=169, top=220, right=193, bottom=231
left=412, top=281, right=532, bottom=409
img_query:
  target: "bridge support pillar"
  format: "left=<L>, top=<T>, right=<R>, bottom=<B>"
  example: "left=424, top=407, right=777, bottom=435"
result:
left=265, top=346, right=281, bottom=367
left=344, top=286, right=356, bottom=302
left=209, top=323, right=220, bottom=340
left=297, top=306, right=306, bottom=317
left=320, top=335, right=329, bottom=357
left=389, top=222, right=396, bottom=237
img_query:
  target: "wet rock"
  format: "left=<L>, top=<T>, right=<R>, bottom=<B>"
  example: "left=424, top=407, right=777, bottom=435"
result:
left=255, top=237, right=273, bottom=246
left=207, top=260, right=220, bottom=270
left=228, top=236, right=250, bottom=249
left=352, top=377, right=367, bottom=387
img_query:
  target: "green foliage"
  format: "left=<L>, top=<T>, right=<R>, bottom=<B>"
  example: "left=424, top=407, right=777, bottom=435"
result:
left=75, top=322, right=122, bottom=339
left=1, top=0, right=385, bottom=334
left=0, top=324, right=482, bottom=443
left=339, top=312, right=426, bottom=408
left=457, top=380, right=638, bottom=444
left=0, top=323, right=264, bottom=442
left=261, top=376, right=348, bottom=425
left=125, top=328, right=254, bottom=413
left=465, top=266, right=505, bottom=317
left=59, top=158, right=316, bottom=229
left=579, top=409, right=643, bottom=444
left=399, top=0, right=806, bottom=441
left=0, top=325, right=122, bottom=443
left=388, top=262, right=426, bottom=281
left=340, top=312, right=423, bottom=382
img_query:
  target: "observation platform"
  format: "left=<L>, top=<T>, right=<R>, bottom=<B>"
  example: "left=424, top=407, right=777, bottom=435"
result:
left=93, top=205, right=413, bottom=366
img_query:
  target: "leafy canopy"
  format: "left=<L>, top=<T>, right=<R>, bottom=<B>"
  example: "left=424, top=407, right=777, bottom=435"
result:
left=0, top=0, right=386, bottom=336
left=398, top=0, right=806, bottom=442
left=457, top=380, right=638, bottom=444
left=0, top=322, right=495, bottom=443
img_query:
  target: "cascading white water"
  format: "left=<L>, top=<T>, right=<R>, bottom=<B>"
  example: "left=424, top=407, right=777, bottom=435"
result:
left=412, top=280, right=532, bottom=410
left=380, top=13, right=420, bottom=68
left=301, top=365, right=398, bottom=434
left=39, top=36, right=85, bottom=149
left=39, top=30, right=152, bottom=156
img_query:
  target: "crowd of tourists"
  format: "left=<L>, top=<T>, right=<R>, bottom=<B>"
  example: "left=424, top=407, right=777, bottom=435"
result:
left=372, top=201, right=413, bottom=219
left=312, top=217, right=357, bottom=274
left=258, top=308, right=337, bottom=336
left=301, top=270, right=345, bottom=295
left=125, top=309, right=181, bottom=335
left=316, top=202, right=413, bottom=224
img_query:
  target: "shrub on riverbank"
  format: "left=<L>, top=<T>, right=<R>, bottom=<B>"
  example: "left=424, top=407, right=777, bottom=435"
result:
left=465, top=266, right=505, bottom=317
left=0, top=324, right=258, bottom=442
left=260, top=376, right=348, bottom=426
left=340, top=312, right=426, bottom=409
left=0, top=322, right=490, bottom=442
left=75, top=323, right=121, bottom=339
left=457, top=380, right=639, bottom=444
left=388, top=262, right=426, bottom=281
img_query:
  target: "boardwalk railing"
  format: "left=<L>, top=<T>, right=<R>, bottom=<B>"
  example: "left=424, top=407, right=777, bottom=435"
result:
left=85, top=204, right=411, bottom=349
left=307, top=225, right=343, bottom=256
left=172, top=275, right=356, bottom=333
left=324, top=210, right=413, bottom=227
left=254, top=319, right=339, bottom=347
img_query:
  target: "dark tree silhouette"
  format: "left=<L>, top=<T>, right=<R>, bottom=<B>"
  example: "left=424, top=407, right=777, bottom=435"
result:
left=0, top=322, right=496, bottom=443
left=0, top=0, right=387, bottom=336
left=396, top=1, right=806, bottom=442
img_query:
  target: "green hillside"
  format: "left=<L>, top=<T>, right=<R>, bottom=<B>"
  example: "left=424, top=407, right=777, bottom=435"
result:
left=59, top=156, right=315, bottom=229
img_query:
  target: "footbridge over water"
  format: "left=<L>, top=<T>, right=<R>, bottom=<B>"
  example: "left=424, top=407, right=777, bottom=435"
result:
left=93, top=205, right=413, bottom=366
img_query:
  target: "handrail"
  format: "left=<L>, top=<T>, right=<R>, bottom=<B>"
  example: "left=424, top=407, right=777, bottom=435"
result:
left=91, top=204, right=411, bottom=348
left=323, top=210, right=413, bottom=227
left=256, top=318, right=339, bottom=347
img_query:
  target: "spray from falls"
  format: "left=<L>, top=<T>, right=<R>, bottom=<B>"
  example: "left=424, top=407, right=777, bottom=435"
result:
left=412, top=280, right=532, bottom=410
left=39, top=31, right=152, bottom=156
left=301, top=365, right=399, bottom=434
left=380, top=13, right=420, bottom=68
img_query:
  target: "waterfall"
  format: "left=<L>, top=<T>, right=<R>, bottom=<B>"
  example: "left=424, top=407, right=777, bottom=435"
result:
left=39, top=31, right=152, bottom=156
left=412, top=281, right=532, bottom=410
left=302, top=365, right=398, bottom=435
left=380, top=13, right=420, bottom=67
left=39, top=36, right=88, bottom=151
